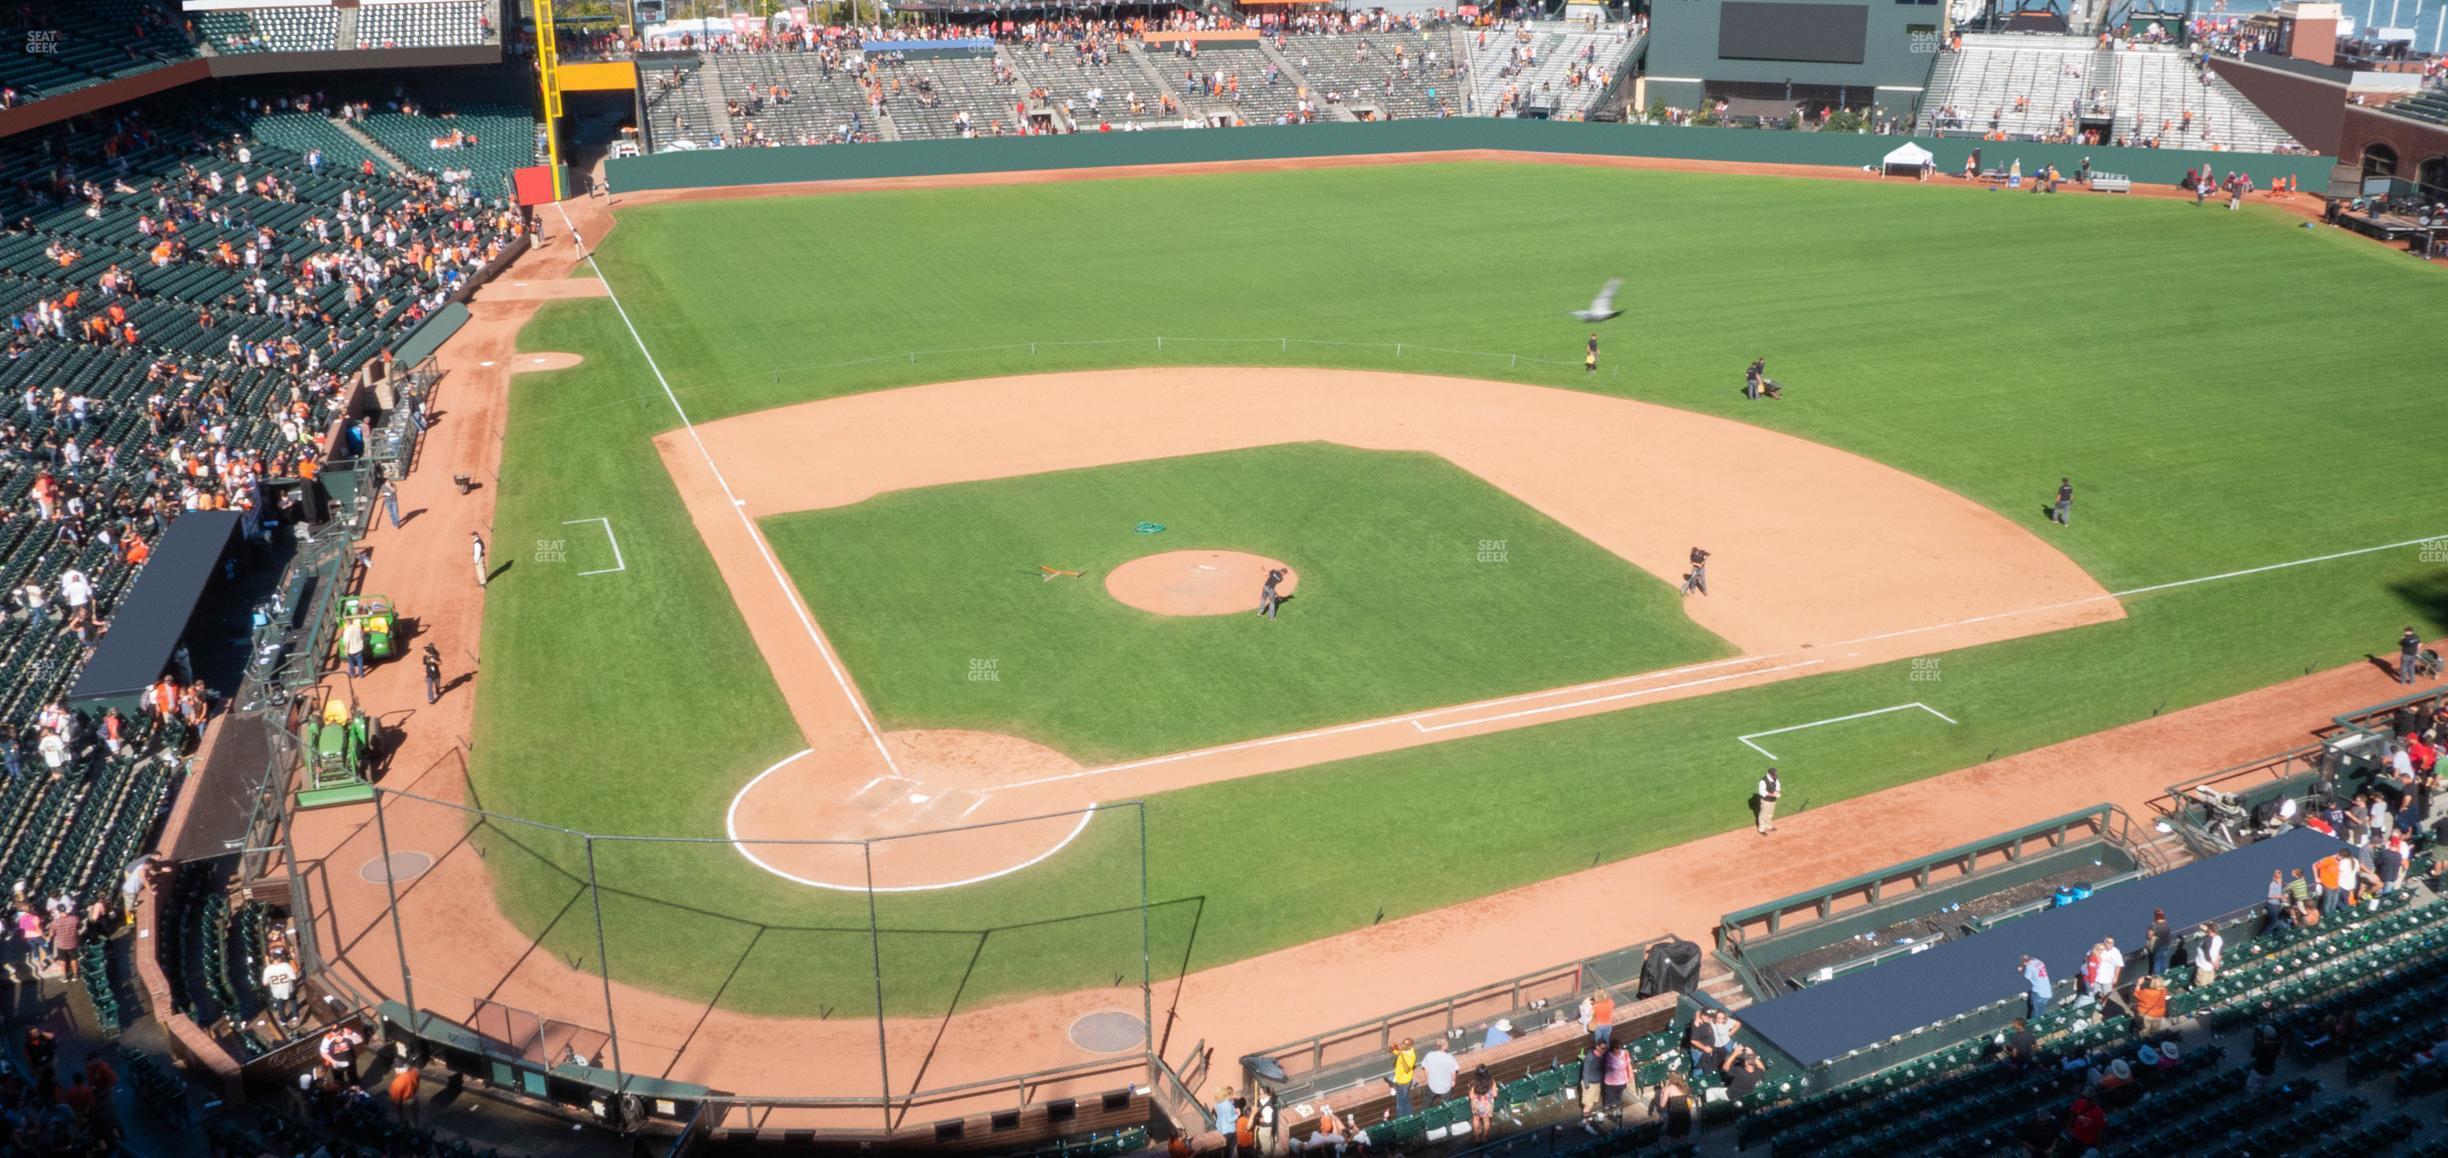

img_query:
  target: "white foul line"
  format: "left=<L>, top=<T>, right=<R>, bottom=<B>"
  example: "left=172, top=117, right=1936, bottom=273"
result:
left=1414, top=659, right=1827, bottom=733
left=1737, top=702, right=1956, bottom=760
left=562, top=517, right=626, bottom=576
left=983, top=656, right=1825, bottom=794
left=555, top=202, right=905, bottom=784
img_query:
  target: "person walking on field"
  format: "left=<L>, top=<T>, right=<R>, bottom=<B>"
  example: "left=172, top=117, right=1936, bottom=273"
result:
left=1585, top=332, right=1599, bottom=373
left=380, top=479, right=401, bottom=530
left=1755, top=766, right=1782, bottom=834
left=2052, top=477, right=2074, bottom=526
left=1258, top=568, right=1286, bottom=620
left=2400, top=627, right=2424, bottom=685
left=422, top=644, right=443, bottom=704
left=1682, top=547, right=1710, bottom=596
left=471, top=532, right=488, bottom=588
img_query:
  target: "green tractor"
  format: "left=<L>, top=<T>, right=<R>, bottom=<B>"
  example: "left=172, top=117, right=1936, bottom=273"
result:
left=295, top=695, right=377, bottom=809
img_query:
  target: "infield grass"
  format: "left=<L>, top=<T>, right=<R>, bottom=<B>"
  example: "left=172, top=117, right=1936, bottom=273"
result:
left=468, top=162, right=2448, bottom=1026
left=761, top=443, right=1732, bottom=761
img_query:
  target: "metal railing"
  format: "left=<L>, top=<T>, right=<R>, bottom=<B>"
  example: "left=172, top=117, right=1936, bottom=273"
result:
left=1238, top=935, right=1671, bottom=1103
left=695, top=1049, right=1156, bottom=1136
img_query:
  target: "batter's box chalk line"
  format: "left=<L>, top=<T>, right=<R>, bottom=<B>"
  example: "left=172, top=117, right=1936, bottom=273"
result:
left=560, top=517, right=626, bottom=576
left=1737, top=702, right=1956, bottom=760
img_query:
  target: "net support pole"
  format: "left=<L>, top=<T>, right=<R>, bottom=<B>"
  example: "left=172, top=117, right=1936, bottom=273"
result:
left=583, top=836, right=630, bottom=1090
left=866, top=840, right=893, bottom=1133
left=1137, top=804, right=1156, bottom=1092
left=370, top=790, right=420, bottom=1025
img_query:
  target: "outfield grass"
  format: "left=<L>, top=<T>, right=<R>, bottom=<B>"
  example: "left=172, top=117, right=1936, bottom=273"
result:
left=467, top=162, right=2448, bottom=1024
left=761, top=443, right=1731, bottom=761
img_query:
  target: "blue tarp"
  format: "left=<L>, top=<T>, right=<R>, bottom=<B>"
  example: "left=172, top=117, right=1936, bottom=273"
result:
left=1741, top=827, right=2347, bottom=1066
left=67, top=511, right=238, bottom=711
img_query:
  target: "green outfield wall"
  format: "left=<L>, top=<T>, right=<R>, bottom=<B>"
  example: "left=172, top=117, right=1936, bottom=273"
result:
left=603, top=119, right=2333, bottom=194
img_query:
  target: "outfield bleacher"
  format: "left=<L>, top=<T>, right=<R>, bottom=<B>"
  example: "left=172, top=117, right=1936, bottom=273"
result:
left=2386, top=85, right=2448, bottom=127
left=196, top=6, right=342, bottom=55
left=354, top=0, right=495, bottom=51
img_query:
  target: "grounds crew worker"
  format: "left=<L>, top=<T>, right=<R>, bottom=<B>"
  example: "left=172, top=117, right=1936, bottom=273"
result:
left=1756, top=766, right=1782, bottom=835
left=1682, top=547, right=1710, bottom=597
left=2053, top=478, right=2074, bottom=526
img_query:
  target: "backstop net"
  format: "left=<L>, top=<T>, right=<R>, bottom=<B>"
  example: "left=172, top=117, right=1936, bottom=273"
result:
left=346, top=788, right=1161, bottom=1133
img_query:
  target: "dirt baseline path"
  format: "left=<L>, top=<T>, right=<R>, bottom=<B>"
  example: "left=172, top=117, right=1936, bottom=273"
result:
left=662, top=367, right=2120, bottom=889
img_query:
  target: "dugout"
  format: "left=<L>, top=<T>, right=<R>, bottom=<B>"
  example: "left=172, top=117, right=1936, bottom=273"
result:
left=67, top=511, right=240, bottom=716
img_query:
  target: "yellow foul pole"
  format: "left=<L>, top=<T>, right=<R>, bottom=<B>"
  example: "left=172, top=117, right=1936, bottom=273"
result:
left=535, top=0, right=566, bottom=201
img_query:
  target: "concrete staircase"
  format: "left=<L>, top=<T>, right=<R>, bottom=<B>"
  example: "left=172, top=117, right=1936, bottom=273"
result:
left=332, top=118, right=412, bottom=176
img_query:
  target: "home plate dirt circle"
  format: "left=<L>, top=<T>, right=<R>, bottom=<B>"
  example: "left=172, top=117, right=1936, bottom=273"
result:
left=726, top=728, right=1106, bottom=891
left=1106, top=550, right=1298, bottom=616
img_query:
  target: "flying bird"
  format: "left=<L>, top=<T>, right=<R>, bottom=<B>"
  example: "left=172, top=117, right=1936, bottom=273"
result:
left=1570, top=277, right=1623, bottom=323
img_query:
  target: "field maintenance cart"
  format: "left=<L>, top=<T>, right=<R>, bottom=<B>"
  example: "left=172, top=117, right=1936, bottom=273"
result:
left=339, top=594, right=400, bottom=661
left=295, top=694, right=376, bottom=809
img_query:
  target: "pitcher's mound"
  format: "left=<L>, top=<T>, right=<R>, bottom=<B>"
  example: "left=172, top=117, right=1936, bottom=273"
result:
left=1106, top=551, right=1298, bottom=616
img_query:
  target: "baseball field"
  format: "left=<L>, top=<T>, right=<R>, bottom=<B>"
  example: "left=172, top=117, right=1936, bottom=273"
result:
left=461, top=158, right=2448, bottom=1029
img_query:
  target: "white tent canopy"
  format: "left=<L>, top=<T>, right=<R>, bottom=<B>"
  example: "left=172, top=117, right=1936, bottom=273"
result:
left=1882, top=142, right=1936, bottom=168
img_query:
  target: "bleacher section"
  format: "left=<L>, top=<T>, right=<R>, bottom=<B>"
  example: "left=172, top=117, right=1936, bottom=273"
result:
left=0, top=1, right=196, bottom=103
left=697, top=52, right=881, bottom=146
left=355, top=0, right=494, bottom=51
left=196, top=7, right=342, bottom=56
left=1289, top=32, right=1465, bottom=120
left=2113, top=44, right=2298, bottom=152
left=2392, top=85, right=2448, bottom=126
left=1922, top=34, right=2298, bottom=151
left=1002, top=39, right=1138, bottom=132
left=1462, top=21, right=1633, bottom=120
left=871, top=51, right=1009, bottom=141
left=1917, top=33, right=2101, bottom=139
left=641, top=25, right=1658, bottom=152
left=1159, top=44, right=1309, bottom=127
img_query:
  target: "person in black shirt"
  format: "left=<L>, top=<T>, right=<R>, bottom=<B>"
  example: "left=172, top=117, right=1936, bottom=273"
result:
left=2144, top=908, right=2174, bottom=976
left=2400, top=627, right=2424, bottom=685
left=2001, top=1018, right=2038, bottom=1069
left=421, top=644, right=443, bottom=705
left=1682, top=547, right=1710, bottom=597
left=1722, top=1045, right=1766, bottom=1098
left=1258, top=569, right=1286, bottom=620
left=2052, top=478, right=2074, bottom=526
